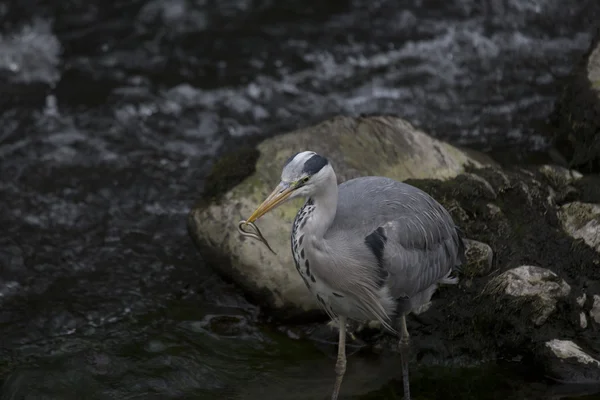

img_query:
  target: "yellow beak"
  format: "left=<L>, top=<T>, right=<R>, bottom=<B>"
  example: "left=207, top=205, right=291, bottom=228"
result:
left=247, top=182, right=294, bottom=223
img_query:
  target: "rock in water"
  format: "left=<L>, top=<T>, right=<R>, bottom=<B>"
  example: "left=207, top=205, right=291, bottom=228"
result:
left=188, top=115, right=494, bottom=320
left=538, top=339, right=600, bottom=384
left=551, top=33, right=600, bottom=173
left=483, top=265, right=571, bottom=326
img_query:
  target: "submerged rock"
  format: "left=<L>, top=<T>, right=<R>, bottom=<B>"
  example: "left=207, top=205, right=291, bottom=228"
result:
left=551, top=33, right=600, bottom=173
left=483, top=265, right=571, bottom=326
left=538, top=339, right=600, bottom=384
left=188, top=115, right=495, bottom=320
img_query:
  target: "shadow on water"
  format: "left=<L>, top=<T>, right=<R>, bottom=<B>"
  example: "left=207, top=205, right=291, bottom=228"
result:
left=2, top=0, right=600, bottom=399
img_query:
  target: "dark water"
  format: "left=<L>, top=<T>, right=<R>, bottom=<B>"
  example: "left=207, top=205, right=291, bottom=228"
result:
left=2, top=0, right=600, bottom=399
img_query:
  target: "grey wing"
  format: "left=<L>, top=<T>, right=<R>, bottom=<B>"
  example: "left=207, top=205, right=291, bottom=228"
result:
left=368, top=209, right=465, bottom=302
left=329, top=176, right=465, bottom=320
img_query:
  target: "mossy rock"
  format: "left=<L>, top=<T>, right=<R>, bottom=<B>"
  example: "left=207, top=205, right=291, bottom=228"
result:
left=188, top=115, right=495, bottom=321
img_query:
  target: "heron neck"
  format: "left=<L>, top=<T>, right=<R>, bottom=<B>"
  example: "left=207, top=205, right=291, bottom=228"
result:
left=306, top=170, right=338, bottom=240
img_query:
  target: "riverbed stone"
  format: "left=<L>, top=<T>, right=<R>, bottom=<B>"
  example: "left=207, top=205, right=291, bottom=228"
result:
left=551, top=34, right=600, bottom=173
left=483, top=266, right=571, bottom=326
left=188, top=115, right=495, bottom=319
left=558, top=202, right=600, bottom=253
left=538, top=339, right=600, bottom=384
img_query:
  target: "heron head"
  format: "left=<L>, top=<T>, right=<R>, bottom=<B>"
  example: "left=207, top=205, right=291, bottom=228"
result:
left=247, top=151, right=331, bottom=223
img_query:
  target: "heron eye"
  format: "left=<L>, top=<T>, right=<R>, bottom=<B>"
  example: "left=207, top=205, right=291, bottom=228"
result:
left=301, top=176, right=310, bottom=184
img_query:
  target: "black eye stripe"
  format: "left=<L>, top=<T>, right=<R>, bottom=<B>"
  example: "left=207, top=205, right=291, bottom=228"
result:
left=302, top=154, right=328, bottom=175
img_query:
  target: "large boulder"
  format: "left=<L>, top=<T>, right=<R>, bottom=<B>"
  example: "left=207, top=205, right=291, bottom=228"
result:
left=188, top=115, right=495, bottom=320
left=551, top=33, right=600, bottom=173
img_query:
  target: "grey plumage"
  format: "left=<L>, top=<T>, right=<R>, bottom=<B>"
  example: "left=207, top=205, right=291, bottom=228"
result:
left=246, top=151, right=466, bottom=400
left=290, top=175, right=465, bottom=332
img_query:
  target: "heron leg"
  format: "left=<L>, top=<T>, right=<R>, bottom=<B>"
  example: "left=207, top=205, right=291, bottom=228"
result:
left=399, top=313, right=411, bottom=400
left=331, top=316, right=347, bottom=400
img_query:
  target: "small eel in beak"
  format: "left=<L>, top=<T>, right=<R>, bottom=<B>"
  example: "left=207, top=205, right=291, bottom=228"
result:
left=237, top=220, right=277, bottom=255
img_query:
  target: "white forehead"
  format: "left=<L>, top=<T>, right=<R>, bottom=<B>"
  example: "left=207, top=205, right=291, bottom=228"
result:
left=281, top=151, right=316, bottom=181
left=290, top=151, right=316, bottom=164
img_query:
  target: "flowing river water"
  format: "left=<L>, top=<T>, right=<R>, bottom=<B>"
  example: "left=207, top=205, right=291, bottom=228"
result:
left=2, top=0, right=600, bottom=399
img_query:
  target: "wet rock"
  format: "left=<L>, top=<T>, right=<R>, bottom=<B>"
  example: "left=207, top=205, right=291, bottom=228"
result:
left=591, top=295, right=600, bottom=324
left=461, top=239, right=494, bottom=277
left=558, top=202, right=600, bottom=253
left=188, top=115, right=496, bottom=320
left=551, top=34, right=600, bottom=173
left=538, top=339, right=600, bottom=384
left=483, top=266, right=571, bottom=326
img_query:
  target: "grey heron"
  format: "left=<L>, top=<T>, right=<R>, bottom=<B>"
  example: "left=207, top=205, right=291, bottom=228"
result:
left=245, top=151, right=466, bottom=400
